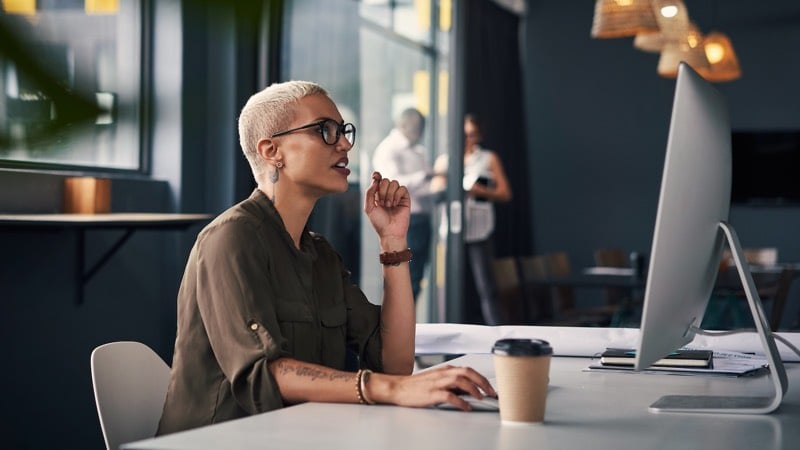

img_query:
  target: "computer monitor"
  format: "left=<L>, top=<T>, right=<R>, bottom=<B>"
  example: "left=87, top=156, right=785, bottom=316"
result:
left=633, top=62, right=788, bottom=414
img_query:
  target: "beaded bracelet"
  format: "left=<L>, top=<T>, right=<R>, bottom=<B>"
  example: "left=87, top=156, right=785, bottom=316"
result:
left=355, top=369, right=375, bottom=405
left=360, top=369, right=375, bottom=405
left=355, top=369, right=367, bottom=404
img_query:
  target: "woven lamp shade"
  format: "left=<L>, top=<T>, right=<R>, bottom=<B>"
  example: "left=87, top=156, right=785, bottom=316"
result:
left=635, top=22, right=701, bottom=53
left=699, top=32, right=742, bottom=82
left=634, top=31, right=664, bottom=53
left=653, top=0, right=708, bottom=78
left=657, top=27, right=709, bottom=78
left=591, top=0, right=659, bottom=38
left=652, top=0, right=690, bottom=40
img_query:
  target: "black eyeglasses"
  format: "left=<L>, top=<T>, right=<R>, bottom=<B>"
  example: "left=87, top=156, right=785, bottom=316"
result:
left=271, top=119, right=356, bottom=146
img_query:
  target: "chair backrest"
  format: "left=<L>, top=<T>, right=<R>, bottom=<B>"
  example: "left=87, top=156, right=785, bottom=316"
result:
left=593, top=248, right=633, bottom=306
left=491, top=256, right=521, bottom=291
left=518, top=254, right=552, bottom=321
left=543, top=252, right=576, bottom=312
left=518, top=254, right=547, bottom=282
left=745, top=248, right=778, bottom=266
left=769, top=268, right=797, bottom=331
left=491, top=256, right=524, bottom=323
left=91, top=341, right=171, bottom=450
left=593, top=248, right=628, bottom=268
left=721, top=247, right=779, bottom=267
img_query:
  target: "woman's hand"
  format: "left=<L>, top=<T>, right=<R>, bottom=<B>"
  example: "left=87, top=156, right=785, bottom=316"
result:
left=366, top=365, right=497, bottom=412
left=364, top=171, right=411, bottom=242
left=467, top=182, right=490, bottom=198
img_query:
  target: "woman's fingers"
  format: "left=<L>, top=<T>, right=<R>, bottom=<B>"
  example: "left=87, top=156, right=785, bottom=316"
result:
left=444, top=367, right=496, bottom=398
left=397, top=365, right=495, bottom=411
left=428, top=365, right=496, bottom=397
left=378, top=365, right=495, bottom=411
left=370, top=172, right=409, bottom=208
left=378, top=179, right=400, bottom=207
left=438, top=391, right=473, bottom=412
left=364, top=172, right=381, bottom=212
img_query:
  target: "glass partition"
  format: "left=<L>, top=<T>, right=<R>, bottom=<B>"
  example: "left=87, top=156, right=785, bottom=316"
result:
left=281, top=0, right=452, bottom=322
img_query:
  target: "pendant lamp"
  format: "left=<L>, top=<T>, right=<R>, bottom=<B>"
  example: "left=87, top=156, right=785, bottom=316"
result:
left=652, top=0, right=708, bottom=78
left=700, top=31, right=742, bottom=82
left=591, top=0, right=659, bottom=38
left=633, top=31, right=664, bottom=53
left=652, top=0, right=690, bottom=41
left=657, top=26, right=709, bottom=78
left=634, top=22, right=701, bottom=53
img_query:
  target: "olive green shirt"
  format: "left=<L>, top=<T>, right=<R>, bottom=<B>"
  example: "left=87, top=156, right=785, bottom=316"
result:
left=157, top=189, right=383, bottom=435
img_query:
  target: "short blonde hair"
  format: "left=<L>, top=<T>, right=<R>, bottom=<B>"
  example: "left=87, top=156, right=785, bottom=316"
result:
left=238, top=80, right=329, bottom=179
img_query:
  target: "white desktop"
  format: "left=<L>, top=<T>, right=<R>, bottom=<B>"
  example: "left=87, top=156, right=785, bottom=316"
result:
left=121, top=350, right=800, bottom=450
left=633, top=62, right=787, bottom=413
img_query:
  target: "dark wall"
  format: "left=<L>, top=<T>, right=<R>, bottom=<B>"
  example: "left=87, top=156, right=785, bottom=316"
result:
left=0, top=1, right=250, bottom=449
left=0, top=172, right=193, bottom=450
left=2, top=1, right=798, bottom=448
left=522, top=0, right=800, bottom=276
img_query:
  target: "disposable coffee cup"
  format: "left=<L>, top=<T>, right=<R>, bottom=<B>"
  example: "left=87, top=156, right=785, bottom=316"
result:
left=492, top=338, right=552, bottom=424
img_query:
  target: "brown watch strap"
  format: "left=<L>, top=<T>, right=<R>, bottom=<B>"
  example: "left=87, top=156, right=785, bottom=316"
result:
left=379, top=248, right=413, bottom=266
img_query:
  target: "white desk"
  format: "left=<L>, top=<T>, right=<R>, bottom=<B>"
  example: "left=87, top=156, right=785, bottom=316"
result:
left=123, top=355, right=800, bottom=450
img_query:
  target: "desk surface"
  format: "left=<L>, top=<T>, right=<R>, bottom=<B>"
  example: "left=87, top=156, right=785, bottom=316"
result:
left=123, top=355, right=800, bottom=450
left=0, top=213, right=212, bottom=228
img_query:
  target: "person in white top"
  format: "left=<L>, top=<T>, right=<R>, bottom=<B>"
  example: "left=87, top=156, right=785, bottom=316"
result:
left=372, top=108, right=435, bottom=301
left=433, top=114, right=512, bottom=325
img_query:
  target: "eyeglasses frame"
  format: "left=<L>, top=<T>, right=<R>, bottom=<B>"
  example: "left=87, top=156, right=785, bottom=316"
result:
left=270, top=119, right=356, bottom=146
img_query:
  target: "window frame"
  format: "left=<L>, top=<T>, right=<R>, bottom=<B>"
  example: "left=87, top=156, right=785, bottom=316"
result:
left=0, top=0, right=151, bottom=176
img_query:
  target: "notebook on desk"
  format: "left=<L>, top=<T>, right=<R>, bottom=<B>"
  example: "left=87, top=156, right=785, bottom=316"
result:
left=600, top=348, right=713, bottom=368
left=585, top=350, right=768, bottom=377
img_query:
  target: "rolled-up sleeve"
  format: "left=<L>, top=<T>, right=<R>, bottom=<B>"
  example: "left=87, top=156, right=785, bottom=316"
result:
left=158, top=191, right=387, bottom=435
left=195, top=217, right=287, bottom=414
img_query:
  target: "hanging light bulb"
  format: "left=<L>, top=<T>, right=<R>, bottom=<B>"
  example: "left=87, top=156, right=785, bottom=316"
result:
left=706, top=42, right=725, bottom=64
left=700, top=31, right=741, bottom=82
left=659, top=4, right=679, bottom=18
left=591, top=0, right=659, bottom=38
left=652, top=0, right=690, bottom=41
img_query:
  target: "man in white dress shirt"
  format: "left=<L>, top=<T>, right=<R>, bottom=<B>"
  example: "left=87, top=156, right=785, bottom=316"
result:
left=372, top=108, right=434, bottom=302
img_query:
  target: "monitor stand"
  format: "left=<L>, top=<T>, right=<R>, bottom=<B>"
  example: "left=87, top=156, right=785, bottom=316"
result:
left=649, top=221, right=789, bottom=414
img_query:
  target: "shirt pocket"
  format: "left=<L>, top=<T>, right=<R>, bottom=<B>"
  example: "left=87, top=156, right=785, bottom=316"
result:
left=275, top=300, right=313, bottom=322
left=318, top=304, right=348, bottom=369
left=275, top=300, right=313, bottom=356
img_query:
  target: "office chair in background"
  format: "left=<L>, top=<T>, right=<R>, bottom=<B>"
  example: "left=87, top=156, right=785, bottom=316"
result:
left=490, top=256, right=526, bottom=324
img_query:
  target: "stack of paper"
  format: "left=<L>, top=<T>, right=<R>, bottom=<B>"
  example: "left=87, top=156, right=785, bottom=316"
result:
left=584, top=350, right=769, bottom=377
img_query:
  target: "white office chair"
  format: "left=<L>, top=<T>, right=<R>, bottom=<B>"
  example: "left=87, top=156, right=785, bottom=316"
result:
left=91, top=341, right=171, bottom=450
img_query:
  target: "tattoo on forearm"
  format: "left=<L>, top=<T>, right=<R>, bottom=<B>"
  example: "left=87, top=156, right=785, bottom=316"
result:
left=275, top=360, right=354, bottom=382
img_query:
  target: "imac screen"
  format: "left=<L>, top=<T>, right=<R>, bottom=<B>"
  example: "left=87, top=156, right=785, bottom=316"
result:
left=634, top=63, right=731, bottom=371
